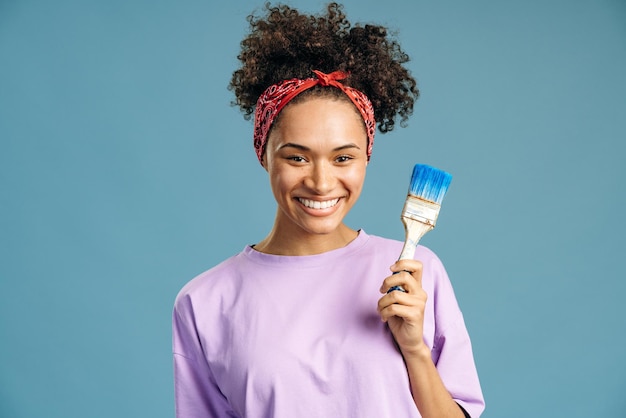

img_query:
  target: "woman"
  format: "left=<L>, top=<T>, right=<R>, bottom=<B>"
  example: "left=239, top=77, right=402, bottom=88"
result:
left=173, top=3, right=484, bottom=417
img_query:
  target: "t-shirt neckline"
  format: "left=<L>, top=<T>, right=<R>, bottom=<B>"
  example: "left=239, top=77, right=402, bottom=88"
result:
left=242, top=229, right=370, bottom=267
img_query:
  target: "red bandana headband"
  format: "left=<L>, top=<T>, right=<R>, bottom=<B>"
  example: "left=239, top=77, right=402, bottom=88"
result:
left=253, top=70, right=376, bottom=165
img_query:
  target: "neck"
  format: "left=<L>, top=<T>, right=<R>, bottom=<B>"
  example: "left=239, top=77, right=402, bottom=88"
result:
left=254, top=220, right=359, bottom=256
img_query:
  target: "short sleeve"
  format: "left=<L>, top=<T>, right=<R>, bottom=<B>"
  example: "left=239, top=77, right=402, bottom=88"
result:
left=172, top=298, right=239, bottom=418
left=426, top=250, right=485, bottom=417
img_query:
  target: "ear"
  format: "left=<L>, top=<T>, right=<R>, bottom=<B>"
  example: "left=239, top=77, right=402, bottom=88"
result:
left=261, top=153, right=269, bottom=172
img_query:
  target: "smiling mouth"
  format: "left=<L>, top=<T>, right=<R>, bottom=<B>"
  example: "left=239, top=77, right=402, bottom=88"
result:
left=298, top=198, right=340, bottom=210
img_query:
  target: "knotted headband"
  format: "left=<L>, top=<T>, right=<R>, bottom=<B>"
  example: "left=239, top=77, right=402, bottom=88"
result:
left=253, top=70, right=376, bottom=165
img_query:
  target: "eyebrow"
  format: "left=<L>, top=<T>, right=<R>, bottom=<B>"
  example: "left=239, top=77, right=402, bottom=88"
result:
left=278, top=142, right=361, bottom=152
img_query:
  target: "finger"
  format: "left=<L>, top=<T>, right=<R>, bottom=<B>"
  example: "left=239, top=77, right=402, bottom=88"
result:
left=378, top=288, right=409, bottom=311
left=378, top=297, right=425, bottom=323
left=391, top=259, right=423, bottom=286
left=387, top=269, right=414, bottom=293
left=391, top=259, right=423, bottom=276
left=380, top=270, right=415, bottom=294
left=387, top=285, right=406, bottom=293
left=378, top=289, right=426, bottom=313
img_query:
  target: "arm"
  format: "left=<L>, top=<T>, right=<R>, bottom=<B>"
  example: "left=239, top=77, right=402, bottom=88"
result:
left=378, top=259, right=472, bottom=418
left=173, top=301, right=238, bottom=418
left=401, top=343, right=468, bottom=418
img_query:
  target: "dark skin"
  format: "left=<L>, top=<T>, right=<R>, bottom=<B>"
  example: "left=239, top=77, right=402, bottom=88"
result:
left=379, top=259, right=465, bottom=418
left=232, top=4, right=465, bottom=415
left=255, top=96, right=464, bottom=417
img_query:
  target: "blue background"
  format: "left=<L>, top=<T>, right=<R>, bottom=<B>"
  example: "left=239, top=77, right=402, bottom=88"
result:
left=1, top=0, right=625, bottom=417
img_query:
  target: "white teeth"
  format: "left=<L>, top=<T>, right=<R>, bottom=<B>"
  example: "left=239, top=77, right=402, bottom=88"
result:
left=299, top=198, right=339, bottom=209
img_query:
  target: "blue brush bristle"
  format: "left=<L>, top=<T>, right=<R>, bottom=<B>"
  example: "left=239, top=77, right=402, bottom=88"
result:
left=408, top=164, right=452, bottom=205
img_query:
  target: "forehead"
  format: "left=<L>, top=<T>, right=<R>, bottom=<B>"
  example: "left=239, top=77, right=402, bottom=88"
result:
left=269, top=97, right=367, bottom=146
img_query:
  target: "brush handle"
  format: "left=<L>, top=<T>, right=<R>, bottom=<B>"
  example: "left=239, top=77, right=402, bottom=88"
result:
left=388, top=219, right=433, bottom=293
left=399, top=218, right=433, bottom=260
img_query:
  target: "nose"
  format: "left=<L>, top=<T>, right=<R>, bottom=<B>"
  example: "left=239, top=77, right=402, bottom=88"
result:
left=304, top=161, right=335, bottom=194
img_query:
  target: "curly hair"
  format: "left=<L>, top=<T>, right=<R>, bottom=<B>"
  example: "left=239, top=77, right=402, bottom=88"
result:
left=229, top=2, right=419, bottom=134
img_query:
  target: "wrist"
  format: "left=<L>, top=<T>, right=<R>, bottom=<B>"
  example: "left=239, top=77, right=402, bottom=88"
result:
left=400, top=341, right=432, bottom=363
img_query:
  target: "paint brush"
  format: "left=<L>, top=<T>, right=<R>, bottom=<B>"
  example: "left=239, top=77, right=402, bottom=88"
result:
left=388, top=164, right=452, bottom=292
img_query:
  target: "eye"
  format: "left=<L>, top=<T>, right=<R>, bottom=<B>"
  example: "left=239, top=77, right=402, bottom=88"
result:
left=287, top=155, right=307, bottom=163
left=335, top=155, right=353, bottom=163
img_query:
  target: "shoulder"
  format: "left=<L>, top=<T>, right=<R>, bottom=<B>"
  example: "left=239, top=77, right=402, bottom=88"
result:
left=364, top=232, right=446, bottom=272
left=366, top=232, right=454, bottom=299
left=361, top=232, right=403, bottom=255
left=173, top=251, right=247, bottom=313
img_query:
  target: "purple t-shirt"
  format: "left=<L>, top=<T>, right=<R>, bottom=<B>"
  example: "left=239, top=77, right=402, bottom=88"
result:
left=173, top=230, right=484, bottom=417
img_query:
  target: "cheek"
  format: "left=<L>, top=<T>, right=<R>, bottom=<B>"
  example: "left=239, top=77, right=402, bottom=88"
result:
left=269, top=167, right=298, bottom=197
left=345, top=165, right=367, bottom=191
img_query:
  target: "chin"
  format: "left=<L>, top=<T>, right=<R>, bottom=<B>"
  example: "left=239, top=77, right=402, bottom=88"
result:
left=299, top=218, right=346, bottom=236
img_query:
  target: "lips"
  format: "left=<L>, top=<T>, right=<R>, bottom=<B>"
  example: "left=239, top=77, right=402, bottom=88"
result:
left=297, top=197, right=340, bottom=210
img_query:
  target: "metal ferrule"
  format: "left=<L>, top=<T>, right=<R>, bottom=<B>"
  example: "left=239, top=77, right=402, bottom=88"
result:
left=401, top=195, right=441, bottom=228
